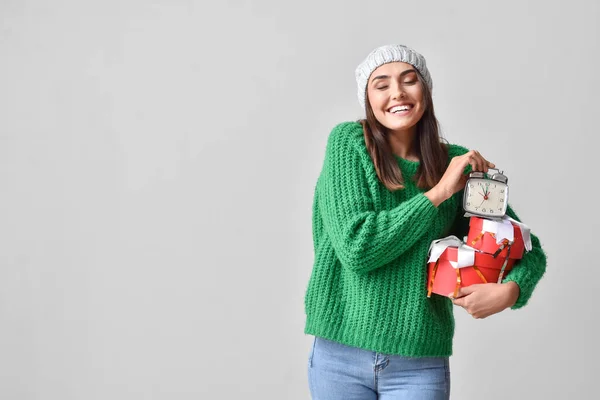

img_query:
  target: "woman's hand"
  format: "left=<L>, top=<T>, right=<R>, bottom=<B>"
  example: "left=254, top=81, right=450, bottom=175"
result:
left=450, top=282, right=520, bottom=319
left=425, top=150, right=495, bottom=207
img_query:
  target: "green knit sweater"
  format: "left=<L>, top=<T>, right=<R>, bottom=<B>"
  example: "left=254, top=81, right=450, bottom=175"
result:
left=304, top=121, right=547, bottom=357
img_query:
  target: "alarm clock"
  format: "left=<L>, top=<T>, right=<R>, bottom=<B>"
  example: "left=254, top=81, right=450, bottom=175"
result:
left=463, top=168, right=509, bottom=218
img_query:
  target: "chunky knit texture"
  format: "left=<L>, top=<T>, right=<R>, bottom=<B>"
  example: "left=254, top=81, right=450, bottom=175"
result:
left=304, top=121, right=547, bottom=357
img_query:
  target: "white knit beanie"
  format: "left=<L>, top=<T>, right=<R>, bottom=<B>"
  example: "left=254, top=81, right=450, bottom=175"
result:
left=355, top=44, right=433, bottom=109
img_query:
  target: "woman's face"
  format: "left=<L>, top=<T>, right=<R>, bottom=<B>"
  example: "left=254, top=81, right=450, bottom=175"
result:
left=366, top=61, right=426, bottom=134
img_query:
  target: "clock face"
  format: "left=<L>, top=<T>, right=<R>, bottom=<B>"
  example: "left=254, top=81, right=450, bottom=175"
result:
left=463, top=178, right=509, bottom=217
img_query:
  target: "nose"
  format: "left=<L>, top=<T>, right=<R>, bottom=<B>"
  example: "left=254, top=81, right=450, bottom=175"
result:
left=391, top=80, right=406, bottom=99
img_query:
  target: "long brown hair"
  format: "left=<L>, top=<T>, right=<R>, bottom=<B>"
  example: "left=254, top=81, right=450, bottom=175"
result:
left=358, top=70, right=448, bottom=192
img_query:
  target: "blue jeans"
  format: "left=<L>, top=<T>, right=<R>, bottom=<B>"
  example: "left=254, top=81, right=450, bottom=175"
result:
left=308, top=337, right=450, bottom=399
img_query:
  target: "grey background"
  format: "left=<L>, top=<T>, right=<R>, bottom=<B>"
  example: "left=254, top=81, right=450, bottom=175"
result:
left=0, top=0, right=597, bottom=399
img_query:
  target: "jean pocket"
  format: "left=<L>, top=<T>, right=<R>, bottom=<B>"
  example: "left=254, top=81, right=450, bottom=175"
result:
left=308, top=336, right=317, bottom=368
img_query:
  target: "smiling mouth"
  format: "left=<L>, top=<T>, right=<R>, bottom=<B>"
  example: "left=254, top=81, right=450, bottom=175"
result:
left=388, top=104, right=414, bottom=115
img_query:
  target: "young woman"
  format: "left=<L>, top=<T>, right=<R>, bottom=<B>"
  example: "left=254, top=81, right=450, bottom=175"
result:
left=304, top=44, right=547, bottom=399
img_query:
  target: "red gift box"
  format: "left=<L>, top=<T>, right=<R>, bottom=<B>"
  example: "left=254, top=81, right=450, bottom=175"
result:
left=467, top=216, right=526, bottom=259
left=427, top=238, right=515, bottom=298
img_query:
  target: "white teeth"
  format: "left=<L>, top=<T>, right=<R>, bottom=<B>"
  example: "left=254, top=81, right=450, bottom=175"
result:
left=390, top=105, right=411, bottom=113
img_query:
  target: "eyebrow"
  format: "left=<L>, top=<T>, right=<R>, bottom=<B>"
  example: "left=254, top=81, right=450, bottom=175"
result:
left=370, top=69, right=417, bottom=84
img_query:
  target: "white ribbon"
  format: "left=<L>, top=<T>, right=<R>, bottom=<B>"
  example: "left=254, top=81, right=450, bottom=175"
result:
left=428, top=236, right=477, bottom=269
left=482, top=218, right=515, bottom=243
left=505, top=216, right=532, bottom=251
left=471, top=215, right=532, bottom=251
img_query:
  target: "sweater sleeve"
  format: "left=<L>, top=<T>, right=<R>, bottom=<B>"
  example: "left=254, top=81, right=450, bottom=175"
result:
left=501, top=204, right=547, bottom=309
left=317, top=122, right=440, bottom=275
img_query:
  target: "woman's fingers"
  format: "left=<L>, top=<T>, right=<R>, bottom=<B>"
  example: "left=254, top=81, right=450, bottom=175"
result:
left=468, top=152, right=481, bottom=172
left=439, top=150, right=496, bottom=197
left=466, top=150, right=494, bottom=172
left=474, top=151, right=486, bottom=172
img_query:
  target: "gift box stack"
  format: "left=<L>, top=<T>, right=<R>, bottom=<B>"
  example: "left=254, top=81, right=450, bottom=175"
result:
left=426, top=216, right=533, bottom=298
